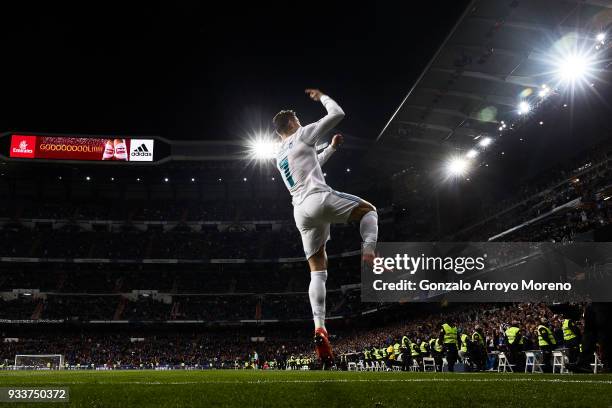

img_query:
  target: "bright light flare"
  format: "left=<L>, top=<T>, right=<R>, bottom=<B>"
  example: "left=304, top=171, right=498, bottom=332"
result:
left=596, top=32, right=606, bottom=43
left=558, top=54, right=589, bottom=81
left=478, top=137, right=492, bottom=147
left=518, top=101, right=531, bottom=115
left=248, top=138, right=279, bottom=160
left=446, top=156, right=469, bottom=178
left=466, top=149, right=478, bottom=159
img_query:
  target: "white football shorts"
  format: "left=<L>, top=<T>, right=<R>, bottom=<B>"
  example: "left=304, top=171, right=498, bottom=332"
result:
left=293, top=190, right=363, bottom=259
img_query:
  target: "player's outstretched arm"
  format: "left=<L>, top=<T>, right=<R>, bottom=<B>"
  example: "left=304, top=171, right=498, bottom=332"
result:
left=301, top=89, right=345, bottom=146
left=317, top=133, right=343, bottom=166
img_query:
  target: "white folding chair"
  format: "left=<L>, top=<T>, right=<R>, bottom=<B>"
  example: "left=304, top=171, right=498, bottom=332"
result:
left=410, top=360, right=420, bottom=372
left=497, top=352, right=515, bottom=373
left=524, top=351, right=544, bottom=373
left=552, top=351, right=567, bottom=374
left=422, top=357, right=436, bottom=372
left=591, top=353, right=604, bottom=374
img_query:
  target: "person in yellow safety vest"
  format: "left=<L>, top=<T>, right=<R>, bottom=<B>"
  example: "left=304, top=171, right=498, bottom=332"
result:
left=401, top=335, right=410, bottom=352
left=429, top=337, right=443, bottom=353
left=458, top=331, right=470, bottom=367
left=363, top=348, right=372, bottom=363
left=386, top=344, right=394, bottom=369
left=287, top=355, right=295, bottom=370
left=562, top=318, right=581, bottom=365
left=410, top=340, right=420, bottom=364
left=387, top=344, right=395, bottom=359
left=419, top=339, right=429, bottom=356
left=372, top=347, right=382, bottom=361
left=505, top=322, right=525, bottom=371
left=394, top=340, right=404, bottom=370
left=537, top=317, right=557, bottom=372
left=439, top=322, right=459, bottom=372
left=393, top=341, right=401, bottom=359
left=429, top=337, right=443, bottom=372
left=470, top=326, right=486, bottom=371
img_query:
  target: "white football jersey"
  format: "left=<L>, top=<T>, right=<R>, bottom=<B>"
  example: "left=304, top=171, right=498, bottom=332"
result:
left=276, top=95, right=344, bottom=205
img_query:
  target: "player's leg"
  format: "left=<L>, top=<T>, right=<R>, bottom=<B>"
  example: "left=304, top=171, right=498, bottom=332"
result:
left=347, top=199, right=378, bottom=256
left=294, top=199, right=334, bottom=365
left=326, top=190, right=378, bottom=257
left=306, top=237, right=334, bottom=366
left=307, top=244, right=328, bottom=330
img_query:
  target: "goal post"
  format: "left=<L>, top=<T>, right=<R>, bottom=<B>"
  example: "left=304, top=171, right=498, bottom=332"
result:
left=14, top=354, right=64, bottom=370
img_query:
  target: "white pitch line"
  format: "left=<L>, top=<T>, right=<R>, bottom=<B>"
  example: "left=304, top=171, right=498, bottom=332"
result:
left=6, top=378, right=612, bottom=386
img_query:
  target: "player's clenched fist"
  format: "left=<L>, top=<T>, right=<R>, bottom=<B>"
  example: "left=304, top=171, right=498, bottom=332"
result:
left=305, top=88, right=323, bottom=101
left=331, top=133, right=344, bottom=149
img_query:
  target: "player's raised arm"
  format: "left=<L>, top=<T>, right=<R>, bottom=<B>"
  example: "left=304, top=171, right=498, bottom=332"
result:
left=317, top=133, right=343, bottom=166
left=300, top=89, right=345, bottom=146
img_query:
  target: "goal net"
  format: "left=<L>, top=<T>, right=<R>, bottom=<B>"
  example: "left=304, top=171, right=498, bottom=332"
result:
left=14, top=354, right=64, bottom=370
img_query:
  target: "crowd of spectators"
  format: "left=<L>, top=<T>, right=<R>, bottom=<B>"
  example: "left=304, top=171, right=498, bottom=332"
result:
left=0, top=258, right=361, bottom=294
left=0, top=223, right=366, bottom=260
left=0, top=199, right=294, bottom=223
left=1, top=329, right=311, bottom=369
left=0, top=289, right=362, bottom=322
left=456, top=148, right=611, bottom=241
left=0, top=302, right=584, bottom=370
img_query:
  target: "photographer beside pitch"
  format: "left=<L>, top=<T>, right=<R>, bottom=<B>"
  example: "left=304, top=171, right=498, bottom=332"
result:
left=273, top=89, right=379, bottom=368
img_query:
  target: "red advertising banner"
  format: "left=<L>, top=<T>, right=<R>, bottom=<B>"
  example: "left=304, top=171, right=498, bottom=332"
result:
left=9, top=135, right=154, bottom=162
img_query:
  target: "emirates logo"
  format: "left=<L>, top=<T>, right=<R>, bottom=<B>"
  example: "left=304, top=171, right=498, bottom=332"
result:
left=13, top=139, right=33, bottom=154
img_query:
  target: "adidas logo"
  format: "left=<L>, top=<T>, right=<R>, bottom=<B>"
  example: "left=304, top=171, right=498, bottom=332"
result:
left=131, top=144, right=152, bottom=157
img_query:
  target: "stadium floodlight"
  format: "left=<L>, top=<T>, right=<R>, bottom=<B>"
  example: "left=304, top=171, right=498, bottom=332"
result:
left=446, top=156, right=469, bottom=178
left=191, top=177, right=195, bottom=182
left=466, top=149, right=478, bottom=159
left=596, top=32, right=606, bottom=42
left=243, top=177, right=247, bottom=182
left=478, top=137, right=492, bottom=147
left=164, top=177, right=169, bottom=182
left=556, top=52, right=593, bottom=83
left=517, top=101, right=531, bottom=115
left=539, top=86, right=549, bottom=98
left=248, top=137, right=279, bottom=160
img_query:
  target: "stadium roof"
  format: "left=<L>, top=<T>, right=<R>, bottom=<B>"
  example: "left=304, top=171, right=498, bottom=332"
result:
left=376, top=0, right=612, bottom=168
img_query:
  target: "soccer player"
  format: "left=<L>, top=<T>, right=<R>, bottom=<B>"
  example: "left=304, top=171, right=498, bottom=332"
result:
left=273, top=89, right=378, bottom=367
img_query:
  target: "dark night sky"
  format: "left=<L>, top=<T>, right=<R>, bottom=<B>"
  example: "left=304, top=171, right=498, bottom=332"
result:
left=0, top=1, right=468, bottom=141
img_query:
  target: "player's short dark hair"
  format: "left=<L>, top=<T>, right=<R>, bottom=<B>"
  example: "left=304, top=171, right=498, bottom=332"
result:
left=272, top=110, right=296, bottom=134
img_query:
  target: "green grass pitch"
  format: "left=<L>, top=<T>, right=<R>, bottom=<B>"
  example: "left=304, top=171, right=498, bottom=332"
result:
left=1, top=370, right=612, bottom=407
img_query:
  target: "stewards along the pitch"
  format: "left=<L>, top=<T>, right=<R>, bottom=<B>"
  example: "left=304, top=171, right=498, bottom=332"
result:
left=347, top=316, right=584, bottom=373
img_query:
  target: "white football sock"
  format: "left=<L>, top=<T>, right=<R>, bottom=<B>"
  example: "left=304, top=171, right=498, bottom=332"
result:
left=360, top=211, right=378, bottom=254
left=308, top=270, right=327, bottom=330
